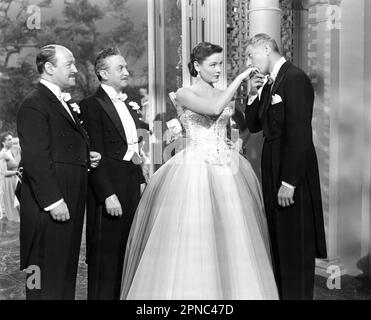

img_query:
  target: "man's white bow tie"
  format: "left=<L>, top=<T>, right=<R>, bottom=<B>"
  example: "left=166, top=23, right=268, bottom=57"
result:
left=60, top=92, right=72, bottom=102
left=112, top=92, right=128, bottom=103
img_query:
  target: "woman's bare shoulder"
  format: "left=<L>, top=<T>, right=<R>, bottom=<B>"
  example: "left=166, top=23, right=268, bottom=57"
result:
left=176, top=86, right=195, bottom=97
left=175, top=86, right=200, bottom=105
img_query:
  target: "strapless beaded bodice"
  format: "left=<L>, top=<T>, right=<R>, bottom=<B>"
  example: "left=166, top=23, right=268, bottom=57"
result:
left=178, top=105, right=234, bottom=164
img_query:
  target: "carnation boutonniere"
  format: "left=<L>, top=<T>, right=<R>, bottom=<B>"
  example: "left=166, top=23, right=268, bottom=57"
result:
left=128, top=101, right=140, bottom=111
left=70, top=103, right=81, bottom=114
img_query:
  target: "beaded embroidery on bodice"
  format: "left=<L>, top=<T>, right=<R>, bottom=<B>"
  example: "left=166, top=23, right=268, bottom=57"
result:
left=178, top=105, right=234, bottom=165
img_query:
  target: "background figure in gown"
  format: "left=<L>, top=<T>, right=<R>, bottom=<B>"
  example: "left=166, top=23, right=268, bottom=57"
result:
left=11, top=137, right=22, bottom=165
left=120, top=42, right=278, bottom=300
left=0, top=154, right=6, bottom=220
left=0, top=132, right=20, bottom=222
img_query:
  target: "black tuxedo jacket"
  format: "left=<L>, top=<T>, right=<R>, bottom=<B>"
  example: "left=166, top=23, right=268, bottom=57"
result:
left=79, top=86, right=146, bottom=299
left=245, top=61, right=327, bottom=299
left=16, top=82, right=90, bottom=269
left=246, top=61, right=319, bottom=187
left=79, top=86, right=145, bottom=203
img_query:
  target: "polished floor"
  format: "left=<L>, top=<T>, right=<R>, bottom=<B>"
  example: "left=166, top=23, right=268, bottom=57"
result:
left=0, top=218, right=370, bottom=300
left=0, top=218, right=87, bottom=300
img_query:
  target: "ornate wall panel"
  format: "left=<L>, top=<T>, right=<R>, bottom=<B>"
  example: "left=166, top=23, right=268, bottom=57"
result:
left=226, top=0, right=295, bottom=105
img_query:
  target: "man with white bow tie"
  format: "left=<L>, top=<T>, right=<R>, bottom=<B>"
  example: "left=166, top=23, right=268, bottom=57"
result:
left=17, top=45, right=101, bottom=299
left=244, top=34, right=327, bottom=300
left=79, top=47, right=146, bottom=300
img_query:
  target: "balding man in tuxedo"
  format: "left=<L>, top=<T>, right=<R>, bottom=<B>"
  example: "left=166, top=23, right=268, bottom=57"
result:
left=17, top=45, right=100, bottom=299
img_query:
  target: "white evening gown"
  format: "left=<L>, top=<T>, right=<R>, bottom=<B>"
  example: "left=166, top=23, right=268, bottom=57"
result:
left=120, top=98, right=278, bottom=300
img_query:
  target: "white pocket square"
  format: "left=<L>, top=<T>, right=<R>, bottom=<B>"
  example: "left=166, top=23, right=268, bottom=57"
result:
left=271, top=94, right=282, bottom=105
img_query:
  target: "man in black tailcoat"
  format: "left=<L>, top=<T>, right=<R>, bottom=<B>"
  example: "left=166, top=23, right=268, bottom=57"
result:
left=17, top=45, right=100, bottom=299
left=245, top=34, right=327, bottom=300
left=80, top=48, right=146, bottom=300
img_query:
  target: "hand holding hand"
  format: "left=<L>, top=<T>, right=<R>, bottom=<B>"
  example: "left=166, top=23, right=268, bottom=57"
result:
left=50, top=201, right=70, bottom=222
left=105, top=194, right=123, bottom=217
left=131, top=152, right=144, bottom=165
left=277, top=185, right=295, bottom=207
left=240, top=66, right=260, bottom=81
left=89, top=151, right=101, bottom=168
left=249, top=73, right=266, bottom=96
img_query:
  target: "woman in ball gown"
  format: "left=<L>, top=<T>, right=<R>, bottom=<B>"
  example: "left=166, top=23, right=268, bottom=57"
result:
left=0, top=132, right=20, bottom=222
left=120, top=42, right=278, bottom=300
left=0, top=155, right=5, bottom=220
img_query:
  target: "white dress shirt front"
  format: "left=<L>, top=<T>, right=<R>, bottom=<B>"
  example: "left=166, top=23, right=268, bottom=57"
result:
left=101, top=84, right=139, bottom=161
left=40, top=79, right=75, bottom=122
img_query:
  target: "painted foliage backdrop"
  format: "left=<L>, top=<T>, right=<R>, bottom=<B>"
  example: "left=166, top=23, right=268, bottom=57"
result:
left=0, top=0, right=148, bottom=132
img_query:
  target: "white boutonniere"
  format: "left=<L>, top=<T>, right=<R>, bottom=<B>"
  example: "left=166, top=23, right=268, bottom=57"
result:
left=70, top=103, right=81, bottom=114
left=128, top=101, right=140, bottom=111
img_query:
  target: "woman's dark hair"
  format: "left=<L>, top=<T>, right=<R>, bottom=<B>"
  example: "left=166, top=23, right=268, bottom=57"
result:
left=188, top=42, right=223, bottom=77
left=0, top=131, right=13, bottom=145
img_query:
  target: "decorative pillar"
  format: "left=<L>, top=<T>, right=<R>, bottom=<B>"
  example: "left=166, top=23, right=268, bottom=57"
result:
left=248, top=0, right=282, bottom=48
left=148, top=0, right=166, bottom=175
left=181, top=0, right=192, bottom=88
left=298, top=0, right=343, bottom=276
left=148, top=0, right=166, bottom=117
left=336, top=0, right=370, bottom=276
left=182, top=0, right=227, bottom=89
left=204, top=0, right=227, bottom=89
left=280, top=0, right=294, bottom=61
left=364, top=0, right=371, bottom=278
left=242, top=0, right=281, bottom=181
left=297, top=0, right=371, bottom=278
left=227, top=0, right=250, bottom=85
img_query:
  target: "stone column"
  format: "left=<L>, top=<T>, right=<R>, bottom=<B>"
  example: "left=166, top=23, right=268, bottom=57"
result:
left=182, top=0, right=228, bottom=89
left=147, top=0, right=166, bottom=175
left=204, top=0, right=227, bottom=89
left=298, top=0, right=344, bottom=277
left=248, top=0, right=281, bottom=48
left=336, top=0, right=370, bottom=276
left=243, top=0, right=282, bottom=183
left=297, top=0, right=371, bottom=278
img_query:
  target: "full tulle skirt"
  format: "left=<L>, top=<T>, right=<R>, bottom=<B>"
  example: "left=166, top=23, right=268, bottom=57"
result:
left=120, top=146, right=278, bottom=300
